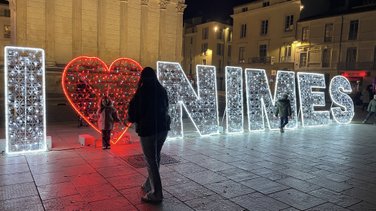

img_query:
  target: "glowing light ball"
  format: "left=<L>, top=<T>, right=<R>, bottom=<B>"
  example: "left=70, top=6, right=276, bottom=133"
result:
left=329, top=76, right=354, bottom=124
left=4, top=46, right=47, bottom=153
left=157, top=61, right=219, bottom=138
left=297, top=72, right=330, bottom=127
left=62, top=57, right=142, bottom=144
left=225, top=66, right=244, bottom=133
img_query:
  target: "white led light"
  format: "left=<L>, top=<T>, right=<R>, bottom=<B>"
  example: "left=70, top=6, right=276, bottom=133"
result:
left=297, top=72, right=330, bottom=127
left=4, top=46, right=47, bottom=154
left=274, top=70, right=298, bottom=129
left=225, top=66, right=243, bottom=133
left=245, top=68, right=276, bottom=131
left=245, top=69, right=297, bottom=131
left=329, top=76, right=354, bottom=124
left=157, top=61, right=219, bottom=138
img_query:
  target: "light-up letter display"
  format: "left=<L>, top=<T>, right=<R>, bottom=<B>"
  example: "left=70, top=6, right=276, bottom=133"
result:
left=329, top=76, right=354, bottom=124
left=157, top=62, right=219, bottom=138
left=225, top=66, right=243, bottom=133
left=275, top=71, right=298, bottom=129
left=245, top=68, right=278, bottom=131
left=297, top=73, right=330, bottom=126
left=4, top=47, right=46, bottom=153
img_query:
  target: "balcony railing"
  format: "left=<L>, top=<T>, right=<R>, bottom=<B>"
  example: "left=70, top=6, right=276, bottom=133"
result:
left=249, top=56, right=271, bottom=64
left=337, top=62, right=376, bottom=70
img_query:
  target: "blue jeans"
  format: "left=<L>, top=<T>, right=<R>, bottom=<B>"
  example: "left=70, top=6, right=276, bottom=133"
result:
left=280, top=116, right=289, bottom=129
left=140, top=131, right=168, bottom=198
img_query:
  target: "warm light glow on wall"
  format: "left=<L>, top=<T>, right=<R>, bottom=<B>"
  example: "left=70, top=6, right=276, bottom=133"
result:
left=4, top=46, right=47, bottom=154
left=157, top=62, right=219, bottom=138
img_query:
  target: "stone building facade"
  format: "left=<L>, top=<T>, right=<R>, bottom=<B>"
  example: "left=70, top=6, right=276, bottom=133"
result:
left=7, top=0, right=186, bottom=67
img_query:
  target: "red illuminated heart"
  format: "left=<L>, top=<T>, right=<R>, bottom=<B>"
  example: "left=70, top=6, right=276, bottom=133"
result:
left=62, top=56, right=142, bottom=144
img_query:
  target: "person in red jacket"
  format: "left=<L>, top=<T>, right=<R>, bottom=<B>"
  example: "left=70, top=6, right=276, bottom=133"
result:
left=128, top=67, right=171, bottom=204
left=97, top=96, right=119, bottom=149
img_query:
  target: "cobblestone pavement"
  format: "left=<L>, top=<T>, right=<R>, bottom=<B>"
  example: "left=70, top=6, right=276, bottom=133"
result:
left=1, top=115, right=376, bottom=210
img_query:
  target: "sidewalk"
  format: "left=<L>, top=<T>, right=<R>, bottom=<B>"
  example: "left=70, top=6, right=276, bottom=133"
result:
left=1, top=116, right=376, bottom=210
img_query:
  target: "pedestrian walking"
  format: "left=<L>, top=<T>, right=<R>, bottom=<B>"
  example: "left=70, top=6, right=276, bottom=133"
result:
left=362, top=87, right=370, bottom=111
left=128, top=67, right=171, bottom=204
left=362, top=94, right=376, bottom=124
left=275, top=94, right=292, bottom=133
left=97, top=96, right=120, bottom=149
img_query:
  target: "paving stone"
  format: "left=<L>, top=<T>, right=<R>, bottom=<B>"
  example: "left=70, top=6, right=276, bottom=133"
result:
left=307, top=177, right=352, bottom=192
left=96, top=165, right=138, bottom=178
left=185, top=194, right=246, bottom=211
left=166, top=162, right=207, bottom=174
left=43, top=194, right=89, bottom=211
left=342, top=187, right=376, bottom=205
left=164, top=181, right=216, bottom=202
left=259, top=171, right=290, bottom=181
left=306, top=202, right=350, bottom=211
left=276, top=177, right=321, bottom=193
left=325, top=173, right=350, bottom=182
left=277, top=168, right=316, bottom=180
left=70, top=172, right=109, bottom=188
left=76, top=183, right=122, bottom=203
left=240, top=177, right=289, bottom=194
left=309, top=188, right=361, bottom=207
left=0, top=182, right=39, bottom=201
left=347, top=201, right=376, bottom=211
left=33, top=172, right=71, bottom=186
left=107, top=172, right=146, bottom=190
left=185, top=170, right=227, bottom=185
left=38, top=182, right=78, bottom=201
left=231, top=192, right=289, bottom=211
left=87, top=196, right=134, bottom=210
left=0, top=195, right=43, bottom=211
left=162, top=171, right=193, bottom=187
left=205, top=180, right=255, bottom=199
left=136, top=196, right=194, bottom=211
left=0, top=163, right=30, bottom=175
left=217, top=167, right=260, bottom=182
left=0, top=172, right=34, bottom=187
left=228, top=160, right=264, bottom=171
left=0, top=156, right=27, bottom=166
left=269, top=189, right=326, bottom=210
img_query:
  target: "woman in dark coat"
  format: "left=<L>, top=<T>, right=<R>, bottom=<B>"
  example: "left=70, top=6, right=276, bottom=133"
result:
left=128, top=67, right=170, bottom=203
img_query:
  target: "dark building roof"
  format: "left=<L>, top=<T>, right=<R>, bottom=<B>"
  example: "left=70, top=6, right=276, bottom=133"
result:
left=300, top=0, right=376, bottom=21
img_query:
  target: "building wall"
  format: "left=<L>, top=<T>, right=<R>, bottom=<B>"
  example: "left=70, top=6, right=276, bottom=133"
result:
left=183, top=21, right=232, bottom=90
left=7, top=0, right=186, bottom=68
left=232, top=0, right=301, bottom=74
left=296, top=10, right=376, bottom=90
left=0, top=3, right=11, bottom=62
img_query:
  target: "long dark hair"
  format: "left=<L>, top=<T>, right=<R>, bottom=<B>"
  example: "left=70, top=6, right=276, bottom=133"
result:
left=137, top=67, right=162, bottom=90
left=99, top=96, right=112, bottom=112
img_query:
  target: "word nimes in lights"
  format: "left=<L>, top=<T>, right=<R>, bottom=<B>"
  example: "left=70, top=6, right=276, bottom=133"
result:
left=157, top=61, right=354, bottom=138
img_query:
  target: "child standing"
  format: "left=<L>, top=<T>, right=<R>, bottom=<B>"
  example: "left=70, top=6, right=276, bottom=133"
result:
left=97, top=96, right=119, bottom=149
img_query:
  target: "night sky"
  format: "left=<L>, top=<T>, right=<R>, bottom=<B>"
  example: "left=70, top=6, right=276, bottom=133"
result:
left=184, top=0, right=253, bottom=21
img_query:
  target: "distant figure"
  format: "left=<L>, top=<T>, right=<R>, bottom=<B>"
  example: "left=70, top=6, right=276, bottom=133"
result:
left=128, top=67, right=171, bottom=204
left=275, top=94, right=292, bottom=133
left=362, top=94, right=376, bottom=124
left=362, top=87, right=370, bottom=111
left=97, top=96, right=119, bottom=149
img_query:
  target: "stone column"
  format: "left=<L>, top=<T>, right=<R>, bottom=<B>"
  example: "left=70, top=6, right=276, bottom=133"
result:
left=140, top=0, right=149, bottom=65
left=97, top=0, right=106, bottom=58
left=11, top=0, right=27, bottom=46
left=176, top=1, right=186, bottom=62
left=158, top=0, right=169, bottom=60
left=8, top=0, right=17, bottom=45
left=120, top=0, right=129, bottom=57
left=72, top=0, right=82, bottom=58
left=45, top=0, right=56, bottom=66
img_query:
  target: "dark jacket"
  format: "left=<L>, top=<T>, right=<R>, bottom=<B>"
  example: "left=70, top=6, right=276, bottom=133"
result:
left=275, top=99, right=292, bottom=117
left=128, top=81, right=170, bottom=137
left=97, top=105, right=119, bottom=130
